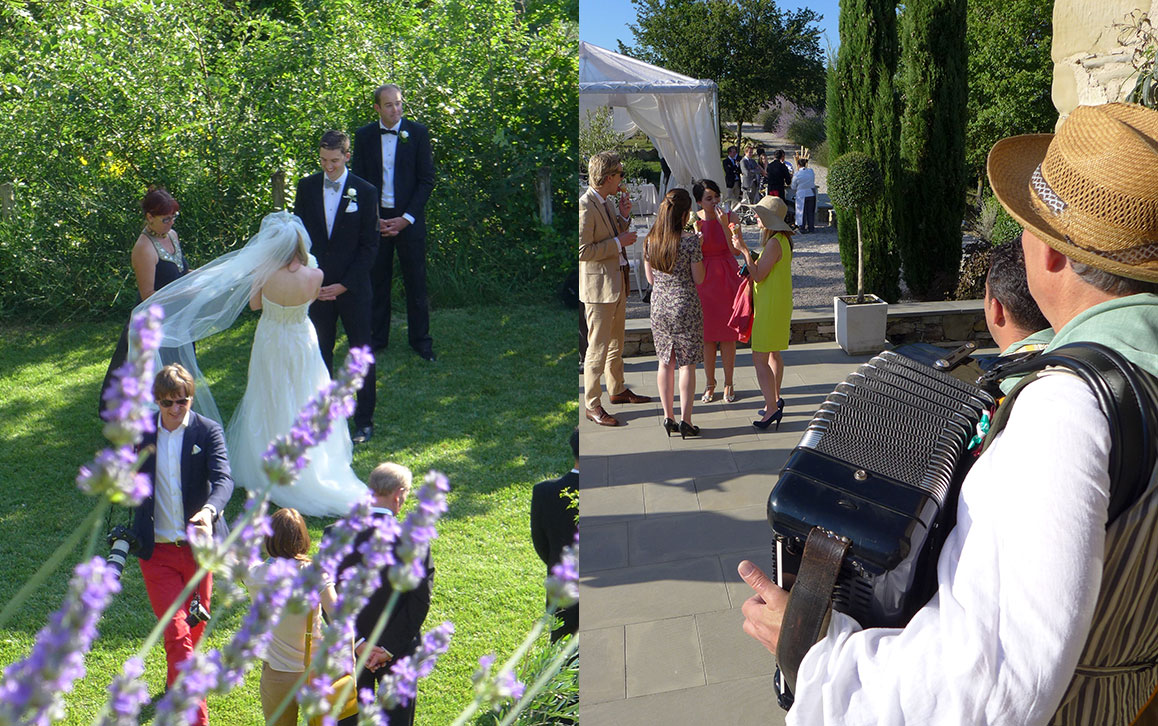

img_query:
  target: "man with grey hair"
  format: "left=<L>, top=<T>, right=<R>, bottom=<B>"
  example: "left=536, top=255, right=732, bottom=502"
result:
left=739, top=103, right=1158, bottom=724
left=332, top=462, right=433, bottom=726
left=580, top=150, right=652, bottom=427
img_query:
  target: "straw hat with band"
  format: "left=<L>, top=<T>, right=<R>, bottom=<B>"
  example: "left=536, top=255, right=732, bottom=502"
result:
left=753, top=195, right=793, bottom=234
left=987, top=102, right=1158, bottom=284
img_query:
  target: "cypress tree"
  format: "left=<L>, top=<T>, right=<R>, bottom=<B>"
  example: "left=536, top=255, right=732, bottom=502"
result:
left=825, top=0, right=902, bottom=302
left=898, top=0, right=967, bottom=299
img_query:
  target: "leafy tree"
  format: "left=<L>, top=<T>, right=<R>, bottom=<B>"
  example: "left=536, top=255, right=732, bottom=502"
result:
left=620, top=0, right=825, bottom=147
left=0, top=0, right=577, bottom=320
left=965, top=0, right=1054, bottom=184
left=828, top=151, right=884, bottom=303
left=826, top=0, right=901, bottom=302
left=898, top=0, right=967, bottom=300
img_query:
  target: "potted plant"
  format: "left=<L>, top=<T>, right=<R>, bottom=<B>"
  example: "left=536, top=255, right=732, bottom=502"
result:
left=827, top=151, right=888, bottom=354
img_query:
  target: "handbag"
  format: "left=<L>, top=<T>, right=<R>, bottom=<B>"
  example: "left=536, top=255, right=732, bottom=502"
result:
left=304, top=608, right=359, bottom=725
left=727, top=275, right=753, bottom=343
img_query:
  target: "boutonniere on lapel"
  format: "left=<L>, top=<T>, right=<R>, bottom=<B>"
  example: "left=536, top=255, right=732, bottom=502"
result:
left=192, top=444, right=202, bottom=455
left=399, top=130, right=410, bottom=144
left=344, top=187, right=358, bottom=213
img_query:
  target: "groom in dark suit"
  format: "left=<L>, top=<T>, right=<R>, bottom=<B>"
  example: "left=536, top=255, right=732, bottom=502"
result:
left=294, top=130, right=379, bottom=443
left=132, top=363, right=234, bottom=726
left=331, top=462, right=433, bottom=726
left=351, top=83, right=437, bottom=362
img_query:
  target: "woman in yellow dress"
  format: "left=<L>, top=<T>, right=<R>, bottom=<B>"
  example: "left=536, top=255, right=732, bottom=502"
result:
left=736, top=195, right=793, bottom=429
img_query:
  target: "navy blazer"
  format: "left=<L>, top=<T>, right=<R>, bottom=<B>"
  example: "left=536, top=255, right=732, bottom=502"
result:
left=293, top=171, right=379, bottom=297
left=350, top=118, right=435, bottom=230
left=328, top=511, right=434, bottom=659
left=724, top=155, right=740, bottom=188
left=132, top=411, right=234, bottom=561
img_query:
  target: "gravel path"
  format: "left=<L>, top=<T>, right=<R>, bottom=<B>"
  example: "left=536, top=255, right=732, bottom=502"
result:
left=626, top=151, right=849, bottom=319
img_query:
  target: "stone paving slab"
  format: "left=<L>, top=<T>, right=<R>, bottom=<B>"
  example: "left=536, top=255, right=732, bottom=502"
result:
left=579, top=626, right=626, bottom=705
left=625, top=615, right=707, bottom=697
left=579, top=675, right=786, bottom=726
left=580, top=554, right=732, bottom=630
left=697, top=607, right=778, bottom=683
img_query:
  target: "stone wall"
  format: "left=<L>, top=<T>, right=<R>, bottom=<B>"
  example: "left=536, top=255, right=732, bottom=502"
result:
left=622, top=301, right=992, bottom=357
left=1052, top=1, right=1158, bottom=125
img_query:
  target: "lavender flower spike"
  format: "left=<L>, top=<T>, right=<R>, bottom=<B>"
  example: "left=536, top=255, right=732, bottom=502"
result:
left=546, top=537, right=579, bottom=610
left=0, top=558, right=120, bottom=725
left=388, top=471, right=450, bottom=592
left=262, top=347, right=373, bottom=487
left=101, top=305, right=163, bottom=448
left=96, top=657, right=150, bottom=726
left=377, top=621, right=455, bottom=710
left=470, top=649, right=526, bottom=713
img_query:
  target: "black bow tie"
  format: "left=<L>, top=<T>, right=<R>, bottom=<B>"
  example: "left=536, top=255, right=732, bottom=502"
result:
left=379, top=128, right=398, bottom=135
left=324, top=179, right=341, bottom=192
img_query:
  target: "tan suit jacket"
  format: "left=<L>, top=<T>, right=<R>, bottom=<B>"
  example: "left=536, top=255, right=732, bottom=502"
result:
left=579, top=187, right=628, bottom=304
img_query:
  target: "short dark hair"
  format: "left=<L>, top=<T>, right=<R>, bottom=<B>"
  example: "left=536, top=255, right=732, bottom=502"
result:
left=727, top=145, right=738, bottom=154
left=692, top=179, right=721, bottom=202
left=775, top=149, right=785, bottom=160
left=987, top=240, right=1050, bottom=332
left=570, top=427, right=579, bottom=460
left=141, top=188, right=179, bottom=217
left=319, top=130, right=350, bottom=153
left=373, top=83, right=402, bottom=105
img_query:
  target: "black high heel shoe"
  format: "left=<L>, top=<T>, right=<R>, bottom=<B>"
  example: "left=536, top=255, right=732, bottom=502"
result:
left=662, top=418, right=680, bottom=437
left=753, top=408, right=783, bottom=431
left=758, top=399, right=786, bottom=418
left=678, top=420, right=701, bottom=439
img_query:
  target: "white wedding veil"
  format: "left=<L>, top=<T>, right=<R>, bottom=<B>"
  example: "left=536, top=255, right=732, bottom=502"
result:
left=128, top=210, right=314, bottom=423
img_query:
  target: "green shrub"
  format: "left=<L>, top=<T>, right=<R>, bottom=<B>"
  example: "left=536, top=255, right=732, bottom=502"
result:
left=758, top=107, right=782, bottom=133
left=787, top=114, right=827, bottom=150
left=827, top=152, right=884, bottom=210
left=810, top=140, right=831, bottom=168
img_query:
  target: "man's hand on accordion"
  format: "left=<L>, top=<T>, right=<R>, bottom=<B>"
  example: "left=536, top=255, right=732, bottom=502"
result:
left=738, top=560, right=790, bottom=655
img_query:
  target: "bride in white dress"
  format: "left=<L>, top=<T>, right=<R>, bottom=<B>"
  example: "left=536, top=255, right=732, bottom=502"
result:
left=129, top=211, right=369, bottom=516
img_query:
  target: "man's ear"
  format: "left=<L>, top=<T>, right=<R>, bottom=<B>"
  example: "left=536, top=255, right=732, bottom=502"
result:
left=1044, top=243, right=1069, bottom=273
left=988, top=294, right=1006, bottom=328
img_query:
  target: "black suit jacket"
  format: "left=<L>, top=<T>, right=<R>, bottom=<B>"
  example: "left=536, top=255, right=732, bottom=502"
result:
left=350, top=119, right=435, bottom=229
left=530, top=471, right=579, bottom=569
left=723, top=155, right=740, bottom=188
left=132, top=411, right=234, bottom=561
left=329, top=511, right=434, bottom=659
left=767, top=159, right=792, bottom=197
left=293, top=172, right=379, bottom=295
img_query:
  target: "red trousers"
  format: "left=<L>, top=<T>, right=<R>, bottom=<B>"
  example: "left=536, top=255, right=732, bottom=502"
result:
left=139, top=542, right=213, bottom=725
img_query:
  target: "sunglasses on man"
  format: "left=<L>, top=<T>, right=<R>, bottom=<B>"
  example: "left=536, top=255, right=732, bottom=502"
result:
left=158, top=397, right=191, bottom=408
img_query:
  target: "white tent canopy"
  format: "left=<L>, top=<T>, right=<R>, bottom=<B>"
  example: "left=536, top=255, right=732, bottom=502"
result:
left=579, top=41, right=725, bottom=196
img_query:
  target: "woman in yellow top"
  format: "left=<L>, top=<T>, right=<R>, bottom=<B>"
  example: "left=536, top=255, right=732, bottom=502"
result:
left=736, top=195, right=794, bottom=429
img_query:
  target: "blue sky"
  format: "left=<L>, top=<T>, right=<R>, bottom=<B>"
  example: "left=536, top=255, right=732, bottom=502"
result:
left=579, top=0, right=842, bottom=58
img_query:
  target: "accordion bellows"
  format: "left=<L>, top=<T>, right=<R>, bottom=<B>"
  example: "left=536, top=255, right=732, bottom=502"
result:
left=768, top=350, right=996, bottom=628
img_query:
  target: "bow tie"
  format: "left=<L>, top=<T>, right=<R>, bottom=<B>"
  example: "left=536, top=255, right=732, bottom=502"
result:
left=379, top=127, right=398, bottom=135
left=324, top=179, right=341, bottom=192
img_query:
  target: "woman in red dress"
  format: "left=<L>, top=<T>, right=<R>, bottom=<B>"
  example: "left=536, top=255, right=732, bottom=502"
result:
left=692, top=179, right=745, bottom=403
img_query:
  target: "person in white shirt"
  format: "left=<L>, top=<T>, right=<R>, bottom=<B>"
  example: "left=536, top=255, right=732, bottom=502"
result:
left=738, top=102, right=1158, bottom=726
left=789, top=156, right=816, bottom=233
left=131, top=363, right=234, bottom=726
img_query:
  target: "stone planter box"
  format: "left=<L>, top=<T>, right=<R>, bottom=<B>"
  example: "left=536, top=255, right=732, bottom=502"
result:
left=834, top=294, right=888, bottom=355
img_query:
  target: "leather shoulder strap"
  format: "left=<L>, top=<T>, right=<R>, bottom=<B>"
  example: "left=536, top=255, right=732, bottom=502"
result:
left=776, top=527, right=850, bottom=693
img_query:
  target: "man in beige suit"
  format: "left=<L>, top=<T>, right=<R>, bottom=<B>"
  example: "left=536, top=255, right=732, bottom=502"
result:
left=580, top=151, right=652, bottom=426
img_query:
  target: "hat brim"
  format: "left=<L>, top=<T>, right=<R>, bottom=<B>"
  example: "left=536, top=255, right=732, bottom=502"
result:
left=754, top=199, right=793, bottom=233
left=986, top=134, right=1064, bottom=251
left=987, top=132, right=1158, bottom=283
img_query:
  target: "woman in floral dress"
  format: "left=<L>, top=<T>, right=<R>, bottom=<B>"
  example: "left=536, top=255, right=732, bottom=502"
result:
left=645, top=188, right=706, bottom=438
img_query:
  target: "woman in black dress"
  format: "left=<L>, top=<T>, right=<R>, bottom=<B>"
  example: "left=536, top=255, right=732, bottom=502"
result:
left=98, top=188, right=189, bottom=416
left=644, top=188, right=706, bottom=438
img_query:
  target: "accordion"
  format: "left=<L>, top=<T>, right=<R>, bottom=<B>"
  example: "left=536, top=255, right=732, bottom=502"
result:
left=767, top=350, right=996, bottom=706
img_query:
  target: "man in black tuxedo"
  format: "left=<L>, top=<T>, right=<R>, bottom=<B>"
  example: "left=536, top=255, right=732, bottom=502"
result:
left=132, top=363, right=234, bottom=726
left=294, top=130, right=379, bottom=443
left=530, top=428, right=579, bottom=641
left=351, top=83, right=437, bottom=362
left=333, top=462, right=433, bottom=726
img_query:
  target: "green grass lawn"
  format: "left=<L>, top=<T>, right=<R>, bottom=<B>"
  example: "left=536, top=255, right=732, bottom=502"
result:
left=0, top=302, right=578, bottom=725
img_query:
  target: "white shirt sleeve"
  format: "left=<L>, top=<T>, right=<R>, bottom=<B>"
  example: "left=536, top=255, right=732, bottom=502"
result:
left=788, top=373, right=1111, bottom=726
